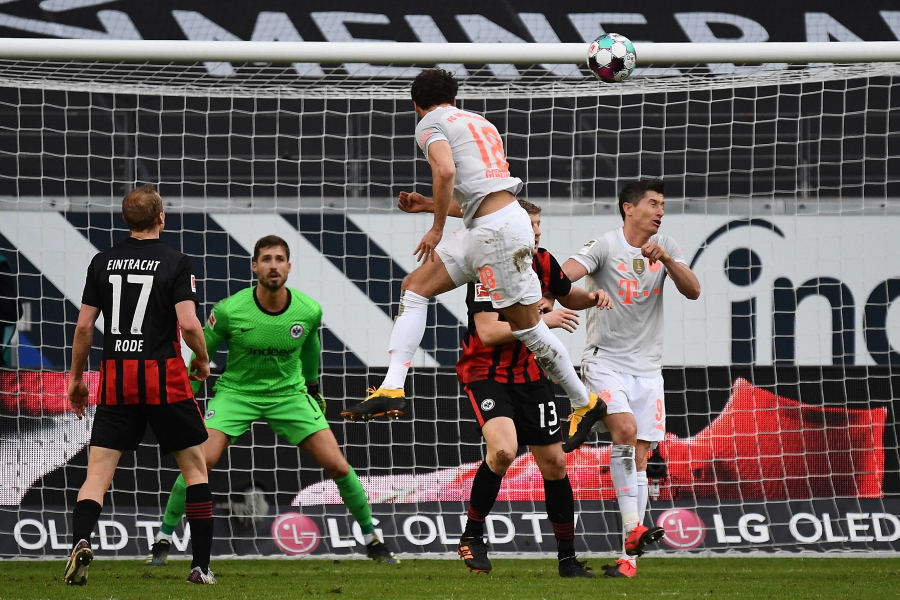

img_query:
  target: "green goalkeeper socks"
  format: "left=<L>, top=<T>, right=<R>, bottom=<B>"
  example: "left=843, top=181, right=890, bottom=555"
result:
left=160, top=474, right=187, bottom=536
left=164, top=470, right=373, bottom=539
left=334, top=467, right=374, bottom=535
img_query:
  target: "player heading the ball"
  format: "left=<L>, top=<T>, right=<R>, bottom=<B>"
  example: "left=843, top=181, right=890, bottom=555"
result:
left=341, top=68, right=609, bottom=442
left=65, top=184, right=215, bottom=585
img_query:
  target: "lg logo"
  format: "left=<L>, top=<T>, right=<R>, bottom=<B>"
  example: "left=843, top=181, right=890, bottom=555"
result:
left=271, top=513, right=320, bottom=555
left=657, top=509, right=706, bottom=550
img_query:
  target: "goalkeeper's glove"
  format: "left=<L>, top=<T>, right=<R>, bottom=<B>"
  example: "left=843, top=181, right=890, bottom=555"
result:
left=307, top=382, right=326, bottom=414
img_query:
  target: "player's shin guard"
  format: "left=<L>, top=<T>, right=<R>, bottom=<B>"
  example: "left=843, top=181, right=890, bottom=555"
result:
left=543, top=476, right=576, bottom=560
left=462, top=462, right=503, bottom=539
left=637, top=471, right=649, bottom=526
left=382, top=290, right=429, bottom=390
left=334, top=467, right=375, bottom=542
left=610, top=445, right=640, bottom=548
left=71, top=499, right=102, bottom=550
left=160, top=474, right=187, bottom=538
left=511, top=320, right=590, bottom=408
left=185, top=483, right=214, bottom=572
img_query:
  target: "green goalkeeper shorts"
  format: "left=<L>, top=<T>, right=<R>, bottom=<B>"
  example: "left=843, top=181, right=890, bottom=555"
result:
left=203, top=391, right=329, bottom=446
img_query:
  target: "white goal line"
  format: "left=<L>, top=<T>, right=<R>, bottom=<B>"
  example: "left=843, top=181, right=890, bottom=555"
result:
left=0, top=39, right=899, bottom=64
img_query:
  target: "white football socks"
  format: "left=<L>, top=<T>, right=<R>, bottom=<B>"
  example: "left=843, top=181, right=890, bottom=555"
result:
left=382, top=290, right=429, bottom=390
left=637, top=470, right=649, bottom=526
left=610, top=444, right=639, bottom=557
left=511, top=320, right=590, bottom=408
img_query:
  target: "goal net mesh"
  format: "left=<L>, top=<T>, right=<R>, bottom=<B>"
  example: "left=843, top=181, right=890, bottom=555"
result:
left=1, top=57, right=899, bottom=557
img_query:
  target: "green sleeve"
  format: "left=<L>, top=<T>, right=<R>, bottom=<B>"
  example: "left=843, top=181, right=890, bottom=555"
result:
left=299, top=305, right=322, bottom=385
left=190, top=300, right=229, bottom=395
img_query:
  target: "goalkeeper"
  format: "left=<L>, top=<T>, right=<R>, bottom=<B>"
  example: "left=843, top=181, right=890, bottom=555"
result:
left=146, top=235, right=398, bottom=566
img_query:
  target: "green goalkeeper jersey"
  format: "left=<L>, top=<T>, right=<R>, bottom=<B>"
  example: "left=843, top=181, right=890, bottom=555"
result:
left=192, top=286, right=322, bottom=397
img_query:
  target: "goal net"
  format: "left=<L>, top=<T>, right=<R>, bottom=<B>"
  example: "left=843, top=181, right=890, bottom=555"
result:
left=1, top=42, right=899, bottom=558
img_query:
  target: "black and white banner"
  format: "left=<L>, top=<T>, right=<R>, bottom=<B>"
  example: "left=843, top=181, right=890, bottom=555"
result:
left=0, top=0, right=897, bottom=47
left=3, top=212, right=899, bottom=369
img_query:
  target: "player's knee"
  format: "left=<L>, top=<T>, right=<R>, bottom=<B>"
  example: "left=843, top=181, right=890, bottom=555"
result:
left=400, top=272, right=418, bottom=293
left=325, top=459, right=350, bottom=480
left=542, top=454, right=567, bottom=480
left=610, top=423, right=637, bottom=445
left=489, top=448, right=515, bottom=474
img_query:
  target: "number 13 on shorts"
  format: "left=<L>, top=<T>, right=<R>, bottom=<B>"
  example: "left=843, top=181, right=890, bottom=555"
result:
left=538, top=401, right=558, bottom=428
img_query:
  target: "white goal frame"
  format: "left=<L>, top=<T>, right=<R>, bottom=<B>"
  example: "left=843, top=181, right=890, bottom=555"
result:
left=0, top=39, right=898, bottom=64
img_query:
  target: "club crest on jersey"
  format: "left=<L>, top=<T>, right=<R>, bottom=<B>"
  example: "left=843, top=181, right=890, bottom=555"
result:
left=481, top=399, right=495, bottom=411
left=633, top=259, right=645, bottom=275
left=474, top=283, right=490, bottom=300
left=290, top=324, right=305, bottom=339
left=208, top=310, right=216, bottom=329
left=205, top=410, right=215, bottom=420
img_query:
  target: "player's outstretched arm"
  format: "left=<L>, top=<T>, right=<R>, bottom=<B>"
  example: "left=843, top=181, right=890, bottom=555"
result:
left=68, top=304, right=100, bottom=419
left=561, top=258, right=589, bottom=284
left=397, top=191, right=463, bottom=218
left=413, top=140, right=455, bottom=262
left=474, top=308, right=579, bottom=347
left=557, top=287, right=613, bottom=311
left=176, top=300, right=210, bottom=381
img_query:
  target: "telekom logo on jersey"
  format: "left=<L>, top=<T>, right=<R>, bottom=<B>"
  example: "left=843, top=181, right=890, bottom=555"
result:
left=618, top=280, right=661, bottom=305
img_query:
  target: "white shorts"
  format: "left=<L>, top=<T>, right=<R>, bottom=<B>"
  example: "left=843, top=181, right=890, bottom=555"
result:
left=435, top=201, right=541, bottom=309
left=581, top=362, right=665, bottom=447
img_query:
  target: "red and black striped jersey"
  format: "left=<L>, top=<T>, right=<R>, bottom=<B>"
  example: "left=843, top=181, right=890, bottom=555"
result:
left=456, top=248, right=572, bottom=384
left=81, top=237, right=198, bottom=405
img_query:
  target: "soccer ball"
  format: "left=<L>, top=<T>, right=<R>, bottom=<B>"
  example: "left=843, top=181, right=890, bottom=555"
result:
left=587, top=33, right=636, bottom=83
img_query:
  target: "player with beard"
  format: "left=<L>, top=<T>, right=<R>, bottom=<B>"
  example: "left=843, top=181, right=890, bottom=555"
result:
left=146, top=235, right=398, bottom=566
left=562, top=179, right=701, bottom=578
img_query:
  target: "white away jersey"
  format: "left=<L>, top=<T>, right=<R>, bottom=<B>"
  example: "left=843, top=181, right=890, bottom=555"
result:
left=570, top=228, right=685, bottom=377
left=415, top=106, right=524, bottom=226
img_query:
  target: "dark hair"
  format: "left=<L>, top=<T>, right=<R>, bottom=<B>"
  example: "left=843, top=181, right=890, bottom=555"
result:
left=253, top=235, right=290, bottom=262
left=618, top=178, right=665, bottom=220
left=517, top=199, right=542, bottom=216
left=122, top=184, right=163, bottom=232
left=411, top=69, right=458, bottom=110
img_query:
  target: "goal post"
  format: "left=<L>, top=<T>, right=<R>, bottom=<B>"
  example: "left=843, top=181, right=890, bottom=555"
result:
left=0, top=40, right=899, bottom=559
left=0, top=38, right=899, bottom=63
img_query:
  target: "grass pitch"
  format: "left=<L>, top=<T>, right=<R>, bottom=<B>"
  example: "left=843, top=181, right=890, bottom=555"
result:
left=1, top=557, right=897, bottom=599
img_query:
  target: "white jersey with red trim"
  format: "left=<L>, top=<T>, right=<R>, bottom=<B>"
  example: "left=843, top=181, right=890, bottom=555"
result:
left=415, top=106, right=523, bottom=226
left=569, top=228, right=685, bottom=377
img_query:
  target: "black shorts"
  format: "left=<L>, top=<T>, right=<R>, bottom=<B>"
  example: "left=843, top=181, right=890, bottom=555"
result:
left=463, top=379, right=563, bottom=446
left=90, top=399, right=208, bottom=455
